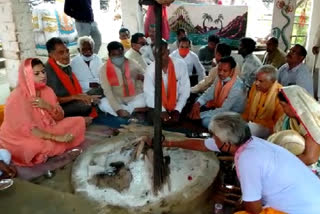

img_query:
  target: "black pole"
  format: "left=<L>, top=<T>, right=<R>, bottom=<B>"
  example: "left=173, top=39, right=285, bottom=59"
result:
left=153, top=1, right=164, bottom=194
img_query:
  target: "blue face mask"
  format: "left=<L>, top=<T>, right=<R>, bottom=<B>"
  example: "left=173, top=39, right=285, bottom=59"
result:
left=81, top=54, right=93, bottom=62
left=111, top=56, right=125, bottom=67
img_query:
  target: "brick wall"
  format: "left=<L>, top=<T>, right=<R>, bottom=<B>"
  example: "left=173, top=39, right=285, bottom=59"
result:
left=0, top=0, right=36, bottom=88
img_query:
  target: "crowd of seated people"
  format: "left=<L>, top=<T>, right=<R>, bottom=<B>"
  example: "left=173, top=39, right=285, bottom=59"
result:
left=1, top=25, right=320, bottom=214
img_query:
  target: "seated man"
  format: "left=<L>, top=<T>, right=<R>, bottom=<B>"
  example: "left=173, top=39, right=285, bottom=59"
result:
left=278, top=44, right=313, bottom=95
left=269, top=85, right=320, bottom=168
left=45, top=37, right=99, bottom=118
left=152, top=112, right=320, bottom=214
left=99, top=41, right=145, bottom=118
left=144, top=40, right=190, bottom=125
left=191, top=43, right=233, bottom=94
left=170, top=28, right=187, bottom=53
left=262, top=37, right=286, bottom=68
left=238, top=37, right=262, bottom=89
left=71, top=36, right=103, bottom=95
left=170, top=37, right=205, bottom=86
left=142, top=24, right=156, bottom=65
left=119, top=28, right=131, bottom=52
left=198, top=34, right=220, bottom=72
left=125, top=32, right=148, bottom=71
left=189, top=56, right=246, bottom=128
left=242, top=65, right=283, bottom=138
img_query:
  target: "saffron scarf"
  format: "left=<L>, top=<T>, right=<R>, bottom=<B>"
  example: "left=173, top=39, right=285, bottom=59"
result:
left=162, top=58, right=177, bottom=111
left=48, top=57, right=82, bottom=95
left=106, top=59, right=135, bottom=97
left=48, top=58, right=97, bottom=118
left=206, top=70, right=237, bottom=108
left=235, top=208, right=286, bottom=214
left=247, top=81, right=282, bottom=121
left=18, top=58, right=55, bottom=126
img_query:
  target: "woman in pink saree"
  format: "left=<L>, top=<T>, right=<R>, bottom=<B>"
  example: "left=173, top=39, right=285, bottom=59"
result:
left=0, top=58, right=85, bottom=166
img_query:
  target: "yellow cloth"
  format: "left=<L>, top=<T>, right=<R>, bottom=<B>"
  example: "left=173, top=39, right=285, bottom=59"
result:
left=234, top=207, right=287, bottom=214
left=0, top=105, right=4, bottom=126
left=242, top=81, right=283, bottom=130
left=120, top=39, right=131, bottom=50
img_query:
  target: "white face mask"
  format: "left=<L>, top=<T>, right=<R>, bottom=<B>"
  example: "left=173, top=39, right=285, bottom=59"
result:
left=140, top=45, right=148, bottom=55
left=56, top=61, right=70, bottom=68
left=81, top=54, right=94, bottom=62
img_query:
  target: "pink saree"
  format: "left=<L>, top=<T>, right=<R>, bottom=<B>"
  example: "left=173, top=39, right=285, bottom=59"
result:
left=0, top=59, right=85, bottom=166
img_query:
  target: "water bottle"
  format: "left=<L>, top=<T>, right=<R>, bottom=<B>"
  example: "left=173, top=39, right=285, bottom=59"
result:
left=214, top=203, right=223, bottom=214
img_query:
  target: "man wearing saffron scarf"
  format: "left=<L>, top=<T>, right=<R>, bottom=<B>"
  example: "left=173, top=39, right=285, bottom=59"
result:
left=188, top=56, right=246, bottom=128
left=45, top=37, right=99, bottom=118
left=242, top=65, right=284, bottom=138
left=99, top=41, right=145, bottom=118
left=170, top=37, right=205, bottom=86
left=144, top=40, right=190, bottom=125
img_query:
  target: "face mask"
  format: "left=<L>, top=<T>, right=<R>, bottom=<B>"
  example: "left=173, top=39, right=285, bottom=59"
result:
left=56, top=60, right=70, bottom=68
left=111, top=56, right=125, bottom=67
left=139, top=45, right=148, bottom=55
left=120, top=39, right=131, bottom=49
left=179, top=48, right=190, bottom=58
left=34, top=82, right=46, bottom=89
left=222, top=76, right=232, bottom=83
left=81, top=55, right=93, bottom=62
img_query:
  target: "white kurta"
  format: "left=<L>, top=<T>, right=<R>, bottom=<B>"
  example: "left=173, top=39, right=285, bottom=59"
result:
left=71, top=54, right=103, bottom=93
left=125, top=48, right=147, bottom=71
left=170, top=50, right=205, bottom=82
left=144, top=57, right=191, bottom=112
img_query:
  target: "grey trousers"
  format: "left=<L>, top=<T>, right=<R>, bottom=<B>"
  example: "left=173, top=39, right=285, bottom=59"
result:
left=75, top=21, right=102, bottom=54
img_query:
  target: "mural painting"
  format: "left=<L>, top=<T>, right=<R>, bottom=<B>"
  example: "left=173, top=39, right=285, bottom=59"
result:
left=167, top=1, right=248, bottom=47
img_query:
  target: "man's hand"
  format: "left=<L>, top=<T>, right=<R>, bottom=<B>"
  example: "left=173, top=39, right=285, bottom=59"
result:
left=160, top=111, right=170, bottom=122
left=312, top=46, right=319, bottom=55
left=73, top=94, right=101, bottom=105
left=170, top=110, right=180, bottom=123
left=73, top=94, right=92, bottom=105
left=0, top=161, right=16, bottom=178
left=116, top=109, right=130, bottom=118
left=188, top=102, right=201, bottom=120
left=31, top=97, right=52, bottom=111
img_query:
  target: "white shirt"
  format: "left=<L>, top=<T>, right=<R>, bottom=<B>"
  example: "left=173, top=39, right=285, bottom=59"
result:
left=144, top=57, right=190, bottom=112
left=125, top=48, right=147, bottom=71
left=141, top=37, right=155, bottom=66
left=71, top=54, right=103, bottom=93
left=237, top=137, right=320, bottom=214
left=170, top=50, right=206, bottom=82
left=205, top=136, right=320, bottom=214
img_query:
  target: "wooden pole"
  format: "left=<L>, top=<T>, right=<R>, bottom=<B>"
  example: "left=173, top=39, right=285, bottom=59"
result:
left=153, top=1, right=164, bottom=194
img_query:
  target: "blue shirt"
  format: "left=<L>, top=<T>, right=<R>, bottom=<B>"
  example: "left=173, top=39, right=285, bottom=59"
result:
left=278, top=63, right=313, bottom=95
left=197, top=77, right=246, bottom=123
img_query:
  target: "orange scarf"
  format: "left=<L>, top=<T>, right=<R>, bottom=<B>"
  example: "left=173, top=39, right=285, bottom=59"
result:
left=106, top=59, right=135, bottom=97
left=162, top=58, right=177, bottom=111
left=48, top=58, right=97, bottom=118
left=206, top=70, right=237, bottom=108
